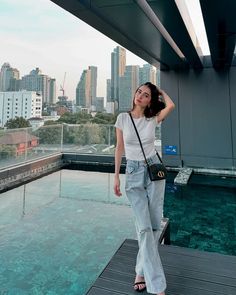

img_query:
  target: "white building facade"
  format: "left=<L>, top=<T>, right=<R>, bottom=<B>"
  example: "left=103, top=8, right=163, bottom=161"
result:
left=0, top=91, right=42, bottom=127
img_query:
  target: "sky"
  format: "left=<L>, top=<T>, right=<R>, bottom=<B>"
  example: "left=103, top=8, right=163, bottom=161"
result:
left=0, top=0, right=209, bottom=102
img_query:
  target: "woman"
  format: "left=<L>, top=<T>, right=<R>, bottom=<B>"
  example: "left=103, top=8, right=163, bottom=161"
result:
left=113, top=82, right=175, bottom=295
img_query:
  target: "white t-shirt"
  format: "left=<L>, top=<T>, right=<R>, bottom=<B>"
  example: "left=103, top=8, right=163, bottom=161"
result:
left=115, top=112, right=160, bottom=160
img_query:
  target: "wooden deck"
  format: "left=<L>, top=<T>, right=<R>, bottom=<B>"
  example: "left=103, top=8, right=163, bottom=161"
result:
left=86, top=239, right=236, bottom=295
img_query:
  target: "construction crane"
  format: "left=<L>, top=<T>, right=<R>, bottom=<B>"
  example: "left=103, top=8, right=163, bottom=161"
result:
left=60, top=72, right=66, bottom=96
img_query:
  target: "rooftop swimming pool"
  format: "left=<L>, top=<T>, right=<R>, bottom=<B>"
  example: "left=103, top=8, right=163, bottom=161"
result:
left=0, top=169, right=235, bottom=294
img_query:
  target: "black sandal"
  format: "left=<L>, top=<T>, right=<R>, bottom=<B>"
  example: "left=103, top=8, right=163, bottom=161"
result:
left=133, top=281, right=146, bottom=292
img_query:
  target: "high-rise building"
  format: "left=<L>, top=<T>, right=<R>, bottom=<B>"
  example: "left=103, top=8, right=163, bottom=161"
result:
left=139, top=64, right=156, bottom=85
left=0, top=63, right=20, bottom=91
left=89, top=66, right=97, bottom=108
left=95, top=97, right=104, bottom=112
left=76, top=70, right=87, bottom=107
left=0, top=91, right=42, bottom=127
left=106, top=79, right=111, bottom=102
left=21, top=68, right=55, bottom=104
left=76, top=66, right=97, bottom=110
left=9, top=76, right=21, bottom=92
left=49, top=78, right=56, bottom=104
left=119, top=65, right=139, bottom=112
left=111, top=46, right=126, bottom=107
left=0, top=63, right=10, bottom=91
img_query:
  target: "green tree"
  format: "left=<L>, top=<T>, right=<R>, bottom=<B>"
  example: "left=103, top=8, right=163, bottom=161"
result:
left=5, top=117, right=31, bottom=129
left=33, top=125, right=62, bottom=144
left=58, top=112, right=92, bottom=124
left=42, top=111, right=50, bottom=116
left=44, top=120, right=58, bottom=126
left=0, top=145, right=16, bottom=158
left=91, top=112, right=117, bottom=124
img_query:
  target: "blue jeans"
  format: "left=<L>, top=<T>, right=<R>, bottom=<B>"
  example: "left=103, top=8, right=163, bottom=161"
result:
left=125, top=154, right=166, bottom=294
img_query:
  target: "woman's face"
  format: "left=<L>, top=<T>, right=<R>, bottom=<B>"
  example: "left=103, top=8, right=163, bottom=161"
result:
left=134, top=85, right=151, bottom=108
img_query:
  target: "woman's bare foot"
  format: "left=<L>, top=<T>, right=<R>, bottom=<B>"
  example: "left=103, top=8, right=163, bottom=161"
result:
left=157, top=292, right=165, bottom=295
left=133, top=274, right=146, bottom=292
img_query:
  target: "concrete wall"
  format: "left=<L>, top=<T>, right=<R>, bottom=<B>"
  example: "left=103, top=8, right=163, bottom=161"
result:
left=161, top=66, right=236, bottom=170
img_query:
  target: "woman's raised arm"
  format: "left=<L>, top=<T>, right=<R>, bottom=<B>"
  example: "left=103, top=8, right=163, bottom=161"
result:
left=156, top=89, right=175, bottom=123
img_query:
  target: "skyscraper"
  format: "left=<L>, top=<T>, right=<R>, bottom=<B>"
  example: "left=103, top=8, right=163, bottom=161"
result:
left=21, top=68, right=55, bottom=104
left=106, top=79, right=111, bottom=102
left=0, top=63, right=20, bottom=91
left=89, top=66, right=97, bottom=108
left=49, top=78, right=56, bottom=104
left=111, top=46, right=126, bottom=108
left=139, top=64, right=156, bottom=85
left=95, top=97, right=104, bottom=112
left=76, top=70, right=86, bottom=107
left=76, top=66, right=97, bottom=110
left=119, top=65, right=139, bottom=112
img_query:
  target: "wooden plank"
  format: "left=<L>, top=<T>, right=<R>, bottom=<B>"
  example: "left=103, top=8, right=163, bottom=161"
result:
left=87, top=287, right=122, bottom=295
left=105, top=258, right=236, bottom=287
left=123, top=239, right=236, bottom=264
left=111, top=251, right=236, bottom=278
left=86, top=239, right=236, bottom=295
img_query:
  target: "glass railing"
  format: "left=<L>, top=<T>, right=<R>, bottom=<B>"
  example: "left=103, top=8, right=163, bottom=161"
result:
left=61, top=123, right=116, bottom=154
left=0, top=125, right=63, bottom=170
left=0, top=123, right=162, bottom=170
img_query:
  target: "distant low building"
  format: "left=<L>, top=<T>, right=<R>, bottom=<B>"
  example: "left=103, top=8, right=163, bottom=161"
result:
left=0, top=130, right=39, bottom=156
left=0, top=91, right=42, bottom=127
left=28, top=117, right=44, bottom=130
left=42, top=115, right=60, bottom=122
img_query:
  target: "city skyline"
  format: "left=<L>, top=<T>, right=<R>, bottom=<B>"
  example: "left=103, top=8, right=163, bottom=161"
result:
left=0, top=0, right=209, bottom=101
left=0, top=0, right=147, bottom=101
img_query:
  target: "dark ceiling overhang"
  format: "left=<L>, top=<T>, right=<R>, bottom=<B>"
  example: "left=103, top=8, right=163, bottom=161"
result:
left=50, top=0, right=236, bottom=70
left=50, top=0, right=203, bottom=70
left=200, top=0, right=236, bottom=69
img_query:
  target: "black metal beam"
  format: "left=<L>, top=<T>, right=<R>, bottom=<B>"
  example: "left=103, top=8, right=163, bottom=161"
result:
left=148, top=0, right=203, bottom=69
left=200, top=0, right=236, bottom=69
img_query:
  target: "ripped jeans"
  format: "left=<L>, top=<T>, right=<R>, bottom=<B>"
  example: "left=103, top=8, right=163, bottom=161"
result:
left=125, top=154, right=166, bottom=294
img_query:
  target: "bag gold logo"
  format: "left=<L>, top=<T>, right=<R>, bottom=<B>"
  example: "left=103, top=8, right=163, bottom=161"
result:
left=157, top=171, right=165, bottom=178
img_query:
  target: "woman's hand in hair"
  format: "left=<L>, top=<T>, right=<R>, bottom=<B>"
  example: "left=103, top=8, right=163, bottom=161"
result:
left=156, top=89, right=175, bottom=123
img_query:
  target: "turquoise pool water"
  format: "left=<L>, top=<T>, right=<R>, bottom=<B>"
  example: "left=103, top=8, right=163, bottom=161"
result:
left=0, top=171, right=135, bottom=295
left=0, top=169, right=235, bottom=294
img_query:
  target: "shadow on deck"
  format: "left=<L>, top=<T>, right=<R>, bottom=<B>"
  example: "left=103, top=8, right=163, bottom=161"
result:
left=86, top=239, right=236, bottom=295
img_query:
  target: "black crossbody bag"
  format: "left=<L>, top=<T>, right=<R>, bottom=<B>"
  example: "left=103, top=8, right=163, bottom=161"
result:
left=129, top=112, right=167, bottom=181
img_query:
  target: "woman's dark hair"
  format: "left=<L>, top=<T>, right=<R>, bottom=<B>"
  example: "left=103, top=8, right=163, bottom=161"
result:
left=131, top=82, right=165, bottom=118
